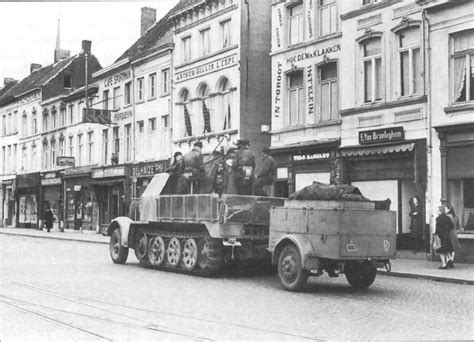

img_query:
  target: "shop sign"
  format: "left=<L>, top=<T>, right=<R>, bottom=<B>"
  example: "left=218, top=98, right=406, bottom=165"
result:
left=131, top=161, right=167, bottom=177
left=57, top=156, right=75, bottom=167
left=103, top=69, right=131, bottom=88
left=359, top=126, right=404, bottom=145
left=92, top=166, right=126, bottom=179
left=114, top=111, right=132, bottom=122
left=41, top=178, right=61, bottom=186
left=274, top=61, right=283, bottom=116
left=175, top=54, right=237, bottom=82
left=292, top=152, right=330, bottom=161
left=285, top=43, right=340, bottom=65
left=83, top=108, right=112, bottom=124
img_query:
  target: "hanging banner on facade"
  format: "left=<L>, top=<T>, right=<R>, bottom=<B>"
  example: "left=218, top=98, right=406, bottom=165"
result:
left=82, top=108, right=112, bottom=124
left=359, top=126, right=405, bottom=145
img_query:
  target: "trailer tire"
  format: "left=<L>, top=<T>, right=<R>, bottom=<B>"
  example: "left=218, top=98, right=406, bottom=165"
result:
left=109, top=228, right=129, bottom=264
left=277, top=244, right=308, bottom=292
left=345, top=260, right=376, bottom=290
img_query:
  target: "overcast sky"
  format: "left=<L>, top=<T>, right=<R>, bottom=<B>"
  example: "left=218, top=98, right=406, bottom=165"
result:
left=0, top=0, right=178, bottom=85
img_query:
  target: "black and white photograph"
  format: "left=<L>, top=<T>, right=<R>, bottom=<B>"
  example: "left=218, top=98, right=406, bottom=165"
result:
left=0, top=0, right=473, bottom=340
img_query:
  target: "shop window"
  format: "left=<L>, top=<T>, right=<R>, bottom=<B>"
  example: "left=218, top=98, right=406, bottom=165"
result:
left=125, top=124, right=131, bottom=162
left=320, top=0, right=337, bottom=37
left=318, top=61, right=338, bottom=122
left=200, top=28, right=210, bottom=56
left=288, top=3, right=304, bottom=46
left=83, top=191, right=94, bottom=223
left=113, top=86, right=121, bottom=110
left=361, top=37, right=383, bottom=103
left=398, top=27, right=421, bottom=97
left=182, top=36, right=191, bottom=62
left=102, top=129, right=108, bottom=165
left=103, top=90, right=109, bottom=110
left=161, top=69, right=170, bottom=95
left=137, top=77, right=144, bottom=101
left=149, top=73, right=156, bottom=98
left=452, top=29, right=474, bottom=103
left=221, top=19, right=231, bottom=48
left=287, top=70, right=304, bottom=126
left=124, top=82, right=131, bottom=106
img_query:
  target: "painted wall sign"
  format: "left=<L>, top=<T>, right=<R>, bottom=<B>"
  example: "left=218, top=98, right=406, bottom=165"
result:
left=286, top=44, right=340, bottom=65
left=41, top=178, right=61, bottom=186
left=274, top=61, right=283, bottom=117
left=114, top=111, right=132, bottom=122
left=104, top=70, right=131, bottom=88
left=83, top=108, right=112, bottom=124
left=276, top=7, right=283, bottom=48
left=57, top=156, right=75, bottom=167
left=131, top=161, right=167, bottom=177
left=307, top=1, right=314, bottom=40
left=176, top=54, right=237, bottom=83
left=359, top=126, right=405, bottom=145
left=18, top=91, right=41, bottom=105
left=292, top=152, right=330, bottom=161
left=307, top=65, right=314, bottom=116
left=92, top=166, right=126, bottom=179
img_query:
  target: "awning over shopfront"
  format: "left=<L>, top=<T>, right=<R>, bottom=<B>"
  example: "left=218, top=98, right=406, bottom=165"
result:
left=340, top=142, right=415, bottom=157
left=270, top=138, right=340, bottom=154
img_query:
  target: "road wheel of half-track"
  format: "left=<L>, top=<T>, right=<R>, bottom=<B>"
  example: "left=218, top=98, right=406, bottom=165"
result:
left=197, top=236, right=223, bottom=276
left=109, top=228, right=129, bottom=264
left=277, top=244, right=308, bottom=292
left=166, top=237, right=182, bottom=268
left=181, top=238, right=198, bottom=271
left=134, top=230, right=148, bottom=264
left=148, top=236, right=166, bottom=266
left=344, top=260, right=376, bottom=290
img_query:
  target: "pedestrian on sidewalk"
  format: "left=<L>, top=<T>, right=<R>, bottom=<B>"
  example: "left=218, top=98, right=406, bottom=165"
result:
left=44, top=207, right=54, bottom=233
left=445, top=204, right=461, bottom=267
left=409, top=196, right=423, bottom=253
left=435, top=205, right=454, bottom=270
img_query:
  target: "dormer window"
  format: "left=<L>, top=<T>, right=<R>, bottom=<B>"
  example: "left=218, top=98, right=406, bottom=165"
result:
left=64, top=74, right=72, bottom=88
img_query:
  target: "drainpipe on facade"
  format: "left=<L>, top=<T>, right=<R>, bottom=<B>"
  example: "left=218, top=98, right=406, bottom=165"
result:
left=169, top=49, right=174, bottom=159
left=422, top=8, right=434, bottom=261
left=131, top=66, right=137, bottom=198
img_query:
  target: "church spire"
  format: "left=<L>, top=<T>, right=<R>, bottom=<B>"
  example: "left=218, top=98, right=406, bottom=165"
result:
left=54, top=17, right=70, bottom=63
left=55, top=18, right=61, bottom=51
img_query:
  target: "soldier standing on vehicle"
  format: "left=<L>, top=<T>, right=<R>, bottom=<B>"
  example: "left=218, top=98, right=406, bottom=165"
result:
left=254, top=147, right=276, bottom=196
left=180, top=141, right=205, bottom=194
left=165, top=151, right=183, bottom=194
left=232, top=140, right=255, bottom=195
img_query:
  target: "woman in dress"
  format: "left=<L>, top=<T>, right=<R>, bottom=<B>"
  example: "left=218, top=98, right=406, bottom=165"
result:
left=445, top=204, right=461, bottom=267
left=435, top=206, right=454, bottom=270
left=409, top=196, right=423, bottom=253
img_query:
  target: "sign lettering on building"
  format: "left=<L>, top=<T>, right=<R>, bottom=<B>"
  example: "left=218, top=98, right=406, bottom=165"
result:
left=104, top=70, right=131, bottom=88
left=307, top=1, right=314, bottom=40
left=82, top=108, right=112, bottom=124
left=131, top=161, right=167, bottom=177
left=286, top=44, right=340, bottom=65
left=114, top=111, right=132, bottom=122
left=274, top=61, right=283, bottom=117
left=57, top=156, right=75, bottom=167
left=292, top=152, right=330, bottom=161
left=307, top=65, right=314, bottom=116
left=359, top=126, right=405, bottom=145
left=175, top=54, right=237, bottom=83
left=41, top=178, right=61, bottom=186
left=276, top=7, right=283, bottom=48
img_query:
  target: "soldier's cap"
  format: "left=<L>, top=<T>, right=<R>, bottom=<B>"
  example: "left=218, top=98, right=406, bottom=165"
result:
left=174, top=151, right=182, bottom=157
left=263, top=147, right=271, bottom=154
left=194, top=141, right=203, bottom=148
left=235, top=139, right=250, bottom=146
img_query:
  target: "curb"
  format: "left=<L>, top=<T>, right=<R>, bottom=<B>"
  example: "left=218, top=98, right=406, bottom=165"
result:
left=0, top=231, right=108, bottom=245
left=377, top=270, right=474, bottom=286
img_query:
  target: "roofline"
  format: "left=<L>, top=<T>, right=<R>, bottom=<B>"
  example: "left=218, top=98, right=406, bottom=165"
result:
left=43, top=55, right=78, bottom=85
left=169, top=0, right=206, bottom=20
left=14, top=87, right=42, bottom=100
left=131, top=43, right=174, bottom=66
left=93, top=57, right=130, bottom=78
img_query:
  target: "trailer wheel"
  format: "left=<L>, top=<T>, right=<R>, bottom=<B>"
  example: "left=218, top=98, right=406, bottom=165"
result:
left=109, top=228, right=129, bottom=264
left=277, top=244, right=308, bottom=292
left=344, top=260, right=376, bottom=290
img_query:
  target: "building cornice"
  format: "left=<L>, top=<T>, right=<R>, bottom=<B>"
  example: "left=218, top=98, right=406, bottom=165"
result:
left=340, top=95, right=427, bottom=117
left=341, top=0, right=402, bottom=21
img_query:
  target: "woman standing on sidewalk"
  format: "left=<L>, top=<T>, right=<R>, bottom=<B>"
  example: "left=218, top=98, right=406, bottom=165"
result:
left=445, top=205, right=461, bottom=267
left=435, top=206, right=454, bottom=269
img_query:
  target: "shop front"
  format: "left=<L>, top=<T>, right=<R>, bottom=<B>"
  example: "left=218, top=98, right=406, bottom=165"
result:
left=340, top=127, right=427, bottom=251
left=131, top=160, right=168, bottom=198
left=435, top=123, right=474, bottom=262
left=91, top=165, right=131, bottom=232
left=40, top=171, right=62, bottom=230
left=270, top=140, right=340, bottom=198
left=16, top=172, right=41, bottom=229
left=1, top=177, right=16, bottom=227
left=63, top=167, right=98, bottom=231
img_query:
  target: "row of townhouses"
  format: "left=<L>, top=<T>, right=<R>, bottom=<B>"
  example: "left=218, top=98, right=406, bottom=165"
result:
left=1, top=0, right=473, bottom=262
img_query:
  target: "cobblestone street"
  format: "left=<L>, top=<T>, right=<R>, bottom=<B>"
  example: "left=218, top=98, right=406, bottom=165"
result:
left=1, top=234, right=472, bottom=341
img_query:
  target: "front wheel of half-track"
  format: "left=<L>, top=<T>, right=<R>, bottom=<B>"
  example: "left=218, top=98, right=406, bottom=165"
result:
left=109, top=228, right=129, bottom=264
left=197, top=237, right=223, bottom=276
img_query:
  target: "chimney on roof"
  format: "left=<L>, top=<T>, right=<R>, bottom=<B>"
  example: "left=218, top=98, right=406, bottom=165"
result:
left=30, top=63, right=42, bottom=74
left=82, top=40, right=92, bottom=54
left=141, top=7, right=156, bottom=36
left=4, top=78, right=16, bottom=86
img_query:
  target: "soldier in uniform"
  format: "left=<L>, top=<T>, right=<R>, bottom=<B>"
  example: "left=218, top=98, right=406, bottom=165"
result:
left=165, top=151, right=183, bottom=194
left=179, top=141, right=205, bottom=194
left=254, top=147, right=276, bottom=196
left=232, top=140, right=255, bottom=195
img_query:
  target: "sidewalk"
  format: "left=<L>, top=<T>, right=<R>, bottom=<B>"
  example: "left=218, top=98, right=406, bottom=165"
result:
left=1, top=227, right=473, bottom=285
